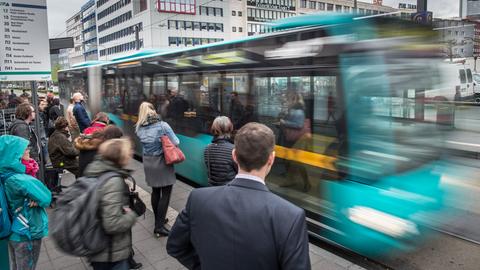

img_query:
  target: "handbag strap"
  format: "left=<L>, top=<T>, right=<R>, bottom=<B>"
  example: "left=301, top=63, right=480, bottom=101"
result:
left=158, top=121, right=168, bottom=138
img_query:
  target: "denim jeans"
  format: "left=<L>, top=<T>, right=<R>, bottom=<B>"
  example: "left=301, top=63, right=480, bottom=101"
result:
left=8, top=239, right=42, bottom=270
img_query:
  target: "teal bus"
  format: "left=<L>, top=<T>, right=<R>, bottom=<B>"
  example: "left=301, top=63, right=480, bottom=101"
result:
left=59, top=14, right=456, bottom=258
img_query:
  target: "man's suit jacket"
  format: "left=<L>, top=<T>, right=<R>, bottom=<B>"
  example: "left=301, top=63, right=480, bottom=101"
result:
left=167, top=178, right=311, bottom=270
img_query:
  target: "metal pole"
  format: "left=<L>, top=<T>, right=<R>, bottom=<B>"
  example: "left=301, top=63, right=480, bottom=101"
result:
left=31, top=81, right=45, bottom=182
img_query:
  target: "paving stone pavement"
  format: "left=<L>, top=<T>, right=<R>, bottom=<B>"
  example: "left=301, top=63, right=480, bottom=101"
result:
left=31, top=166, right=365, bottom=270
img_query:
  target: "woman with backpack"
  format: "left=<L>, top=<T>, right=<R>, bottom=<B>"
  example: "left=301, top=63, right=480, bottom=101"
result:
left=135, top=102, right=180, bottom=238
left=84, top=138, right=142, bottom=270
left=0, top=135, right=52, bottom=270
left=203, top=116, right=237, bottom=186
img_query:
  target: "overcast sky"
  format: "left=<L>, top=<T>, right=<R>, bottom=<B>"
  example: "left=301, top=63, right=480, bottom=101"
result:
left=46, top=0, right=460, bottom=38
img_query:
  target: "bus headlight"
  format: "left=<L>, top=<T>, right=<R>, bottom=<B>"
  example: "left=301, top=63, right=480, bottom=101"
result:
left=348, top=206, right=419, bottom=238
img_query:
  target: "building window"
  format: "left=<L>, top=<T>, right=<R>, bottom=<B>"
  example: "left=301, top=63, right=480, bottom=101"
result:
left=232, top=26, right=237, bottom=32
left=327, top=4, right=333, bottom=11
left=97, top=0, right=109, bottom=8
left=318, top=2, right=325, bottom=10
left=300, top=0, right=307, bottom=8
left=167, top=36, right=223, bottom=47
left=239, top=27, right=243, bottom=32
left=335, top=5, right=342, bottom=12
left=98, top=11, right=132, bottom=32
left=309, top=1, right=316, bottom=9
left=238, top=11, right=242, bottom=16
left=156, top=0, right=196, bottom=15
left=97, top=0, right=132, bottom=20
left=98, top=22, right=142, bottom=45
left=232, top=10, right=236, bottom=16
left=199, top=6, right=223, bottom=16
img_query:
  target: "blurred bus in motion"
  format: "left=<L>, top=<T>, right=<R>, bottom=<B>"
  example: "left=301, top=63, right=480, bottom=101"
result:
left=59, top=14, right=460, bottom=258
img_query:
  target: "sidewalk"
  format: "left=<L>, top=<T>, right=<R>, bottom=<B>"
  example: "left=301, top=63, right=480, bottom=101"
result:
left=34, top=166, right=366, bottom=270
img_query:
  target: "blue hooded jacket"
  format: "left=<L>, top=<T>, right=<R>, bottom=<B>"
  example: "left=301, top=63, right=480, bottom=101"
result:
left=0, top=135, right=51, bottom=241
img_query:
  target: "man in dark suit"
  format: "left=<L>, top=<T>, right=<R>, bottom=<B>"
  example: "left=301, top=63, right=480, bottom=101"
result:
left=167, top=122, right=311, bottom=270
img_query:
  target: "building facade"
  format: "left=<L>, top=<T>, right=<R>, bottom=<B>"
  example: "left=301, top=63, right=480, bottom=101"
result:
left=95, top=0, right=247, bottom=60
left=434, top=18, right=476, bottom=58
left=460, top=0, right=480, bottom=19
left=297, top=0, right=397, bottom=16
left=62, top=0, right=410, bottom=62
left=82, top=0, right=98, bottom=61
left=246, top=0, right=297, bottom=36
left=66, top=12, right=85, bottom=66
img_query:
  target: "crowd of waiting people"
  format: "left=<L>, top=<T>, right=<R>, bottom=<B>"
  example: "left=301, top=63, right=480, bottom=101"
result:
left=0, top=89, right=311, bottom=270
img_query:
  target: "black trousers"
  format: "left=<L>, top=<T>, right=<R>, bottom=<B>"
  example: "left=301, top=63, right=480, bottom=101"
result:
left=151, top=185, right=173, bottom=231
left=91, top=259, right=128, bottom=270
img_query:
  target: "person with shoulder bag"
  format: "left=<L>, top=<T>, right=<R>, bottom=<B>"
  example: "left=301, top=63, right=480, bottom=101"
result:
left=204, top=116, right=237, bottom=186
left=50, top=138, right=144, bottom=270
left=135, top=102, right=182, bottom=238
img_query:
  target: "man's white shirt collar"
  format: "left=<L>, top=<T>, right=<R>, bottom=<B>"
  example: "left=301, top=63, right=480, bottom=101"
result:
left=235, top=174, right=265, bottom=185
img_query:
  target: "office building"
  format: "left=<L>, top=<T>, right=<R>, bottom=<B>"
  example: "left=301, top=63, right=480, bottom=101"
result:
left=246, top=0, right=297, bottom=36
left=62, top=0, right=413, bottom=62
left=297, top=0, right=397, bottom=16
left=460, top=0, right=480, bottom=19
left=82, top=0, right=98, bottom=61
left=434, top=18, right=477, bottom=58
left=95, top=0, right=246, bottom=60
left=66, top=12, right=84, bottom=66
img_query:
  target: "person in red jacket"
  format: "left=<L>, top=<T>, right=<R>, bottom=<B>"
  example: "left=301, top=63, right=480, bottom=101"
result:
left=83, top=112, right=109, bottom=135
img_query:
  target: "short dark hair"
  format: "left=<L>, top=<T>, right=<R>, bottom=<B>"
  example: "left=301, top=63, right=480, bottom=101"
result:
left=54, top=117, right=69, bottom=130
left=52, top=98, right=60, bottom=106
left=234, top=122, right=275, bottom=172
left=15, top=103, right=33, bottom=120
left=103, top=125, right=123, bottom=140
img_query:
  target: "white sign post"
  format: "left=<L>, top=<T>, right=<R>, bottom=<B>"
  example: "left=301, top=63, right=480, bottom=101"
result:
left=0, top=0, right=51, bottom=81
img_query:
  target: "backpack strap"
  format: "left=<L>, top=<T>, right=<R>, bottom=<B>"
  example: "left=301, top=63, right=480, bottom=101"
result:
left=95, top=171, right=121, bottom=262
left=96, top=172, right=121, bottom=187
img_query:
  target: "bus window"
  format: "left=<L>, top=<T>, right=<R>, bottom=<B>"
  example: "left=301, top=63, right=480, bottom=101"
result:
left=126, top=75, right=142, bottom=115
left=143, top=75, right=152, bottom=103
left=165, top=75, right=188, bottom=131
left=202, top=74, right=221, bottom=114
left=151, top=74, right=167, bottom=118
left=102, top=77, right=119, bottom=114
left=224, top=73, right=249, bottom=129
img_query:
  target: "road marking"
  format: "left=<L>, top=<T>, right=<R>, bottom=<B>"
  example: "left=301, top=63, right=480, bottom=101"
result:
left=125, top=179, right=179, bottom=228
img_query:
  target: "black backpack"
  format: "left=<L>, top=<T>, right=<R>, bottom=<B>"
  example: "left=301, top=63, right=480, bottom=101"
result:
left=50, top=172, right=119, bottom=257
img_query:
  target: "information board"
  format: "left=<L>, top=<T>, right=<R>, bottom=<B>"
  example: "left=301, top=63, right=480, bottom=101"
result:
left=0, top=0, right=51, bottom=81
